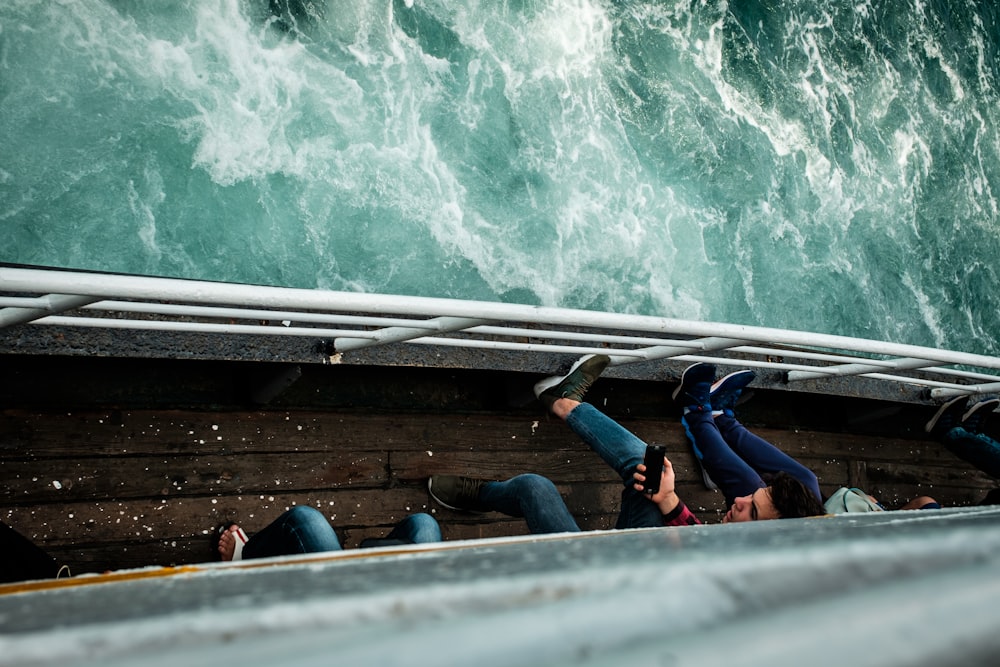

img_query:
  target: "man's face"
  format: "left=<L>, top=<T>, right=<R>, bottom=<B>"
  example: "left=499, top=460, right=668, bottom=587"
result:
left=723, top=486, right=780, bottom=523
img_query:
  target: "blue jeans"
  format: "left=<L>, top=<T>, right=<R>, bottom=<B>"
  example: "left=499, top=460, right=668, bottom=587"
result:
left=242, top=506, right=441, bottom=559
left=565, top=403, right=668, bottom=529
left=683, top=411, right=822, bottom=505
left=359, top=513, right=443, bottom=548
left=941, top=427, right=1000, bottom=478
left=480, top=474, right=580, bottom=534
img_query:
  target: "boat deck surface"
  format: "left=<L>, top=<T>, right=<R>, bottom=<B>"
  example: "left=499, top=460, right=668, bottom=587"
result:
left=2, top=354, right=996, bottom=575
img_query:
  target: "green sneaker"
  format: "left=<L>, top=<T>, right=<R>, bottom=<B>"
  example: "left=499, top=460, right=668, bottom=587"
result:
left=533, top=354, right=611, bottom=409
left=427, top=475, right=489, bottom=512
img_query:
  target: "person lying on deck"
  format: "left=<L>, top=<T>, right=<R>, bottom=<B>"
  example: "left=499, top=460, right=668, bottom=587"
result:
left=216, top=506, right=442, bottom=561
left=925, top=395, right=1000, bottom=506
left=427, top=356, right=826, bottom=532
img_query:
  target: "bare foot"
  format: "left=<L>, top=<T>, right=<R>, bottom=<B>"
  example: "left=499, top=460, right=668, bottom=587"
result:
left=218, top=525, right=242, bottom=561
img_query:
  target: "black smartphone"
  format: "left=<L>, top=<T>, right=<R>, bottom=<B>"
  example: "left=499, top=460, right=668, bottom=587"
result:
left=642, top=444, right=666, bottom=495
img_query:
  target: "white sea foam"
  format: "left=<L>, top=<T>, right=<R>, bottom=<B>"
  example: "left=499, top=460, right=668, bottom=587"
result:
left=1, top=0, right=999, bottom=353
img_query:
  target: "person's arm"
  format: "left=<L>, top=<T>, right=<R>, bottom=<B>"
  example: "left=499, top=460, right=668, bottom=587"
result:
left=633, top=457, right=703, bottom=526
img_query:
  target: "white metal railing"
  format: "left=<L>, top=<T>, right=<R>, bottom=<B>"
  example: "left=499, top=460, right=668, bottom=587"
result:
left=3, top=265, right=1000, bottom=401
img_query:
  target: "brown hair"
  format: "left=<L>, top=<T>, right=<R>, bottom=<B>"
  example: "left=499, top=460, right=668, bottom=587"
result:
left=768, top=471, right=826, bottom=519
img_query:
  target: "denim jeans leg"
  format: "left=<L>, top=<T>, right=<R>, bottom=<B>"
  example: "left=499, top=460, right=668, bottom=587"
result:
left=565, top=403, right=647, bottom=482
left=243, top=506, right=342, bottom=559
left=942, top=427, right=1000, bottom=478
left=564, top=403, right=668, bottom=529
left=615, top=486, right=668, bottom=529
left=714, top=414, right=821, bottom=501
left=383, top=513, right=443, bottom=544
left=479, top=474, right=580, bottom=534
left=683, top=410, right=765, bottom=505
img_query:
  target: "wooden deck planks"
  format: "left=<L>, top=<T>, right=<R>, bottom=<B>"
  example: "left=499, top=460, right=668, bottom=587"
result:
left=2, top=357, right=998, bottom=575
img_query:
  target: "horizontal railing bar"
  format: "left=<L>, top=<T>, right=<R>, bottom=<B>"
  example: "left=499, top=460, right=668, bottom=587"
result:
left=84, top=301, right=444, bottom=329
left=36, top=317, right=389, bottom=339
left=24, top=316, right=1000, bottom=387
left=405, top=341, right=997, bottom=392
left=4, top=267, right=999, bottom=371
left=930, top=383, right=1000, bottom=398
left=0, top=297, right=56, bottom=308
left=21, top=318, right=1000, bottom=392
left=59, top=305, right=1000, bottom=383
left=6, top=267, right=1000, bottom=403
left=64, top=306, right=1000, bottom=384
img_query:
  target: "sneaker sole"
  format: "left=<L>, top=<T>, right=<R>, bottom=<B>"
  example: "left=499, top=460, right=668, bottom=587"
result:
left=924, top=395, right=968, bottom=433
left=710, top=369, right=756, bottom=394
left=962, top=398, right=1000, bottom=424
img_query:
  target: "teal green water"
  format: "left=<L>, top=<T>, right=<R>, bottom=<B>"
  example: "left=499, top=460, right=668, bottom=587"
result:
left=2, top=0, right=999, bottom=354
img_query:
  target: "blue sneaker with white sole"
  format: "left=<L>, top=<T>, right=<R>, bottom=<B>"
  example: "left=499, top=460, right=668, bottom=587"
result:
left=710, top=369, right=756, bottom=416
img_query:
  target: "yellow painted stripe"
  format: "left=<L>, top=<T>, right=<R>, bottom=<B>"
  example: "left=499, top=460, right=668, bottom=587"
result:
left=0, top=528, right=618, bottom=597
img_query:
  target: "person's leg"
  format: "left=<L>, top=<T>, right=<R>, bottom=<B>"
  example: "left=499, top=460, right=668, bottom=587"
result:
left=672, top=362, right=766, bottom=505
left=242, top=506, right=342, bottom=559
left=614, top=486, right=670, bottom=529
left=478, top=474, right=581, bottom=534
left=564, top=402, right=646, bottom=482
left=383, top=513, right=442, bottom=544
left=681, top=410, right=766, bottom=505
left=359, top=513, right=443, bottom=548
left=562, top=403, right=681, bottom=529
left=940, top=427, right=1000, bottom=478
left=899, top=495, right=941, bottom=510
left=713, top=414, right=822, bottom=501
left=539, top=356, right=664, bottom=529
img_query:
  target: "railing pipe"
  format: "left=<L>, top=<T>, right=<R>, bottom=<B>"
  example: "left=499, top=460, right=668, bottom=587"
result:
left=0, top=294, right=101, bottom=328
left=786, top=358, right=938, bottom=382
left=3, top=267, right=999, bottom=370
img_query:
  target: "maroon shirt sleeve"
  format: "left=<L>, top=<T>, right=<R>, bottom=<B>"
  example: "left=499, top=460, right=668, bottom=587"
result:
left=662, top=501, right=702, bottom=526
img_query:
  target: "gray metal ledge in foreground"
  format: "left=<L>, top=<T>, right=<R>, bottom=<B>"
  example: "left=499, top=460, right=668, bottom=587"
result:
left=2, top=506, right=1000, bottom=667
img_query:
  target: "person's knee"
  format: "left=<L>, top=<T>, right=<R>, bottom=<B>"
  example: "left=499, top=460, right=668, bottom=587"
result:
left=283, top=505, right=326, bottom=528
left=900, top=495, right=940, bottom=510
left=403, top=513, right=442, bottom=543
left=277, top=505, right=341, bottom=552
left=511, top=473, right=560, bottom=498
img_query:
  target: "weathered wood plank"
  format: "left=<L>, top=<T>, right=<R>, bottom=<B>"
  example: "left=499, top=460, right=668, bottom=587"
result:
left=4, top=385, right=996, bottom=580
left=866, top=461, right=995, bottom=491
left=0, top=451, right=389, bottom=503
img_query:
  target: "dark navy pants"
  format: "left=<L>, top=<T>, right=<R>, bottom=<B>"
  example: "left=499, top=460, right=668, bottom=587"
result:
left=683, top=410, right=822, bottom=506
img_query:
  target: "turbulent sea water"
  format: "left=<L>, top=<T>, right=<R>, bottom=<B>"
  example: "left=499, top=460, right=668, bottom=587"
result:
left=2, top=0, right=999, bottom=354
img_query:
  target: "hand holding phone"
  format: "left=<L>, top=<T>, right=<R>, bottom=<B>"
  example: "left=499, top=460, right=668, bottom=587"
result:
left=642, top=444, right=666, bottom=495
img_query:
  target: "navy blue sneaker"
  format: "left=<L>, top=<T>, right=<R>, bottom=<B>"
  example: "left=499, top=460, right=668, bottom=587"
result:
left=961, top=398, right=999, bottom=434
left=671, top=362, right=716, bottom=413
left=710, top=369, right=756, bottom=416
left=924, top=396, right=969, bottom=436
